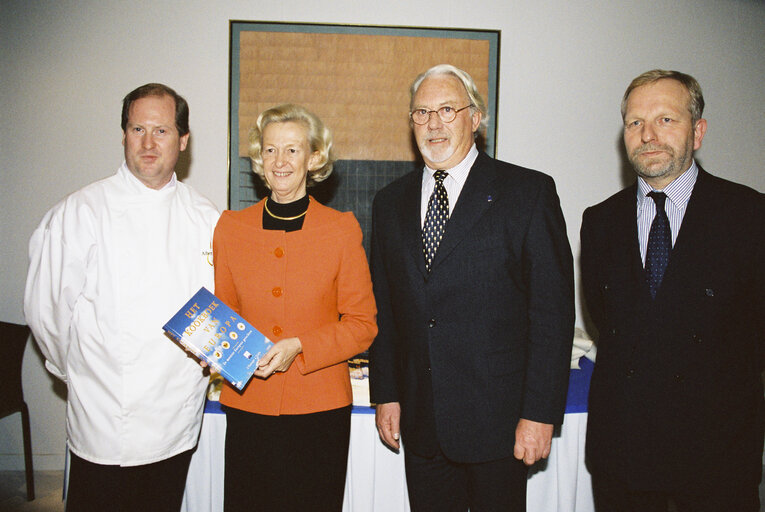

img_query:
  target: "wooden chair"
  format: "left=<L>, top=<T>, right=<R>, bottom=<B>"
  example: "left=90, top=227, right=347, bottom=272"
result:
left=0, top=321, right=35, bottom=501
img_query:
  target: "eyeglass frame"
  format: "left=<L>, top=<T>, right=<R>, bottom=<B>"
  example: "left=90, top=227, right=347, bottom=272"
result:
left=409, top=104, right=474, bottom=125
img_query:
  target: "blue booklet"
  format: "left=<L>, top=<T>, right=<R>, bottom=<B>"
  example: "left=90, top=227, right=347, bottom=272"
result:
left=163, top=287, right=272, bottom=391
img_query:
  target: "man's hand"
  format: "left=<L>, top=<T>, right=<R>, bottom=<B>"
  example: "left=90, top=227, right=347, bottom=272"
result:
left=513, top=418, right=553, bottom=466
left=253, top=337, right=302, bottom=378
left=375, top=402, right=401, bottom=451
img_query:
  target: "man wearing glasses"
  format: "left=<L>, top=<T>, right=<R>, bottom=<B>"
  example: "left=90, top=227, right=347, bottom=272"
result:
left=369, top=64, right=574, bottom=511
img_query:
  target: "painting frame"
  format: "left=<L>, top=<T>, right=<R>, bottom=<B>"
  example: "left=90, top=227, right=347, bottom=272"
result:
left=228, top=21, right=501, bottom=211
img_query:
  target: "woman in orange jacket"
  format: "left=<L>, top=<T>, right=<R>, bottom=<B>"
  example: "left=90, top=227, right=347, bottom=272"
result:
left=213, top=104, right=377, bottom=512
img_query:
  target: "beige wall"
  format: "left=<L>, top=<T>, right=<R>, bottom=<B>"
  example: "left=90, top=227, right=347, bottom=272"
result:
left=2, top=0, right=763, bottom=470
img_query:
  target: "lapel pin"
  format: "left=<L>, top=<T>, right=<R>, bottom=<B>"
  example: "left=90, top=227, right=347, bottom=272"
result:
left=487, top=195, right=493, bottom=202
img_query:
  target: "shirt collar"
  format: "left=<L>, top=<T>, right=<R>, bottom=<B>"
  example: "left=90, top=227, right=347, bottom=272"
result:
left=159, top=173, right=177, bottom=191
left=119, top=161, right=177, bottom=194
left=637, top=160, right=698, bottom=211
left=423, top=144, right=478, bottom=187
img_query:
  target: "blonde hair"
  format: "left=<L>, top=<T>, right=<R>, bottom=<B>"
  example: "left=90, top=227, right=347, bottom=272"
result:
left=248, top=104, right=334, bottom=187
left=622, top=69, right=705, bottom=123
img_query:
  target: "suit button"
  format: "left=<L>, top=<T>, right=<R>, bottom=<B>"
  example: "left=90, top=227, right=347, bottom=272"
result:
left=272, top=287, right=282, bottom=297
left=610, top=328, right=618, bottom=335
left=274, top=247, right=285, bottom=258
left=626, top=368, right=635, bottom=377
left=272, top=325, right=283, bottom=337
left=674, top=374, right=684, bottom=383
left=692, top=333, right=702, bottom=344
left=602, top=284, right=610, bottom=291
left=705, top=288, right=714, bottom=297
left=428, top=319, right=436, bottom=328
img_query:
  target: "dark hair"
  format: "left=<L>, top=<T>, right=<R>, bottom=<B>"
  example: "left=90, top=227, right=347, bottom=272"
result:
left=121, top=83, right=189, bottom=136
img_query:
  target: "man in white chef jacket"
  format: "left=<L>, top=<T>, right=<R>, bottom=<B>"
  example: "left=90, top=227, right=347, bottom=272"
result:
left=24, top=83, right=219, bottom=512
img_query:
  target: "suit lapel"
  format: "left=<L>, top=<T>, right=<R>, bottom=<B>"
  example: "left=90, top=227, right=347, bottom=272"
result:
left=659, top=168, right=712, bottom=292
left=398, top=170, right=429, bottom=278
left=610, top=184, right=647, bottom=292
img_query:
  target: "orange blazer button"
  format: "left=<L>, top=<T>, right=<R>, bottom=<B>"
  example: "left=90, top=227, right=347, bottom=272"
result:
left=274, top=247, right=285, bottom=258
left=272, top=325, right=283, bottom=337
left=272, top=287, right=283, bottom=297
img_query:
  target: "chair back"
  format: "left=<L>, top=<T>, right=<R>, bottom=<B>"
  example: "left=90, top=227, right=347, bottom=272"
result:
left=0, top=321, right=31, bottom=417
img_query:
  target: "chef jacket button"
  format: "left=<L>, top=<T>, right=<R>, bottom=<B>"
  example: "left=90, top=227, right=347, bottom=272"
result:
left=428, top=319, right=436, bottom=328
left=274, top=247, right=285, bottom=258
left=272, top=287, right=282, bottom=297
left=272, top=325, right=283, bottom=337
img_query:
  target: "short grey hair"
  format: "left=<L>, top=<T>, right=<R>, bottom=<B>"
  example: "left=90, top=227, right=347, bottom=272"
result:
left=410, top=64, right=489, bottom=133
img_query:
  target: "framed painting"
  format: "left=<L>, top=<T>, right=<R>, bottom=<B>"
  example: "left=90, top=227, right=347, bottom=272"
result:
left=228, top=21, right=500, bottom=253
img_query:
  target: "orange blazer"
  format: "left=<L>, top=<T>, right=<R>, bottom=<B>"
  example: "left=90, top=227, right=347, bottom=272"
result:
left=213, top=197, right=377, bottom=415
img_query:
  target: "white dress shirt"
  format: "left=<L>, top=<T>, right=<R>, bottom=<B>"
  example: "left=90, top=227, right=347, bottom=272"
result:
left=637, top=161, right=699, bottom=264
left=420, top=144, right=479, bottom=226
left=24, top=163, right=220, bottom=466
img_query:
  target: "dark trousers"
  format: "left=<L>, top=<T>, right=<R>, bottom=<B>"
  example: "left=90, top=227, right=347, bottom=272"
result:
left=592, top=471, right=761, bottom=512
left=404, top=447, right=528, bottom=512
left=224, top=405, right=351, bottom=512
left=65, top=449, right=193, bottom=512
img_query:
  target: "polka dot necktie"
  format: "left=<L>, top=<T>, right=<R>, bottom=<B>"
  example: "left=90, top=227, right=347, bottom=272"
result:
left=645, top=191, right=671, bottom=299
left=423, top=170, right=449, bottom=273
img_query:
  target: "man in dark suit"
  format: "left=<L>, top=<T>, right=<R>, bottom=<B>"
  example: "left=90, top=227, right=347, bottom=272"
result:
left=581, top=69, right=764, bottom=512
left=368, top=64, right=574, bottom=511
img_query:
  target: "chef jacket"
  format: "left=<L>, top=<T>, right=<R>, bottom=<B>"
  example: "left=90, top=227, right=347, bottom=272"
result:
left=24, top=163, right=219, bottom=466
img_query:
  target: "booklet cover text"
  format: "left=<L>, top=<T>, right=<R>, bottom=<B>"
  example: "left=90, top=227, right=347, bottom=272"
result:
left=163, top=287, right=271, bottom=391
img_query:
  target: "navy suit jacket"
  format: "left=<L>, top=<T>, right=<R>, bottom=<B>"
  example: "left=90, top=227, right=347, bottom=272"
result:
left=369, top=152, right=574, bottom=463
left=581, top=168, right=765, bottom=490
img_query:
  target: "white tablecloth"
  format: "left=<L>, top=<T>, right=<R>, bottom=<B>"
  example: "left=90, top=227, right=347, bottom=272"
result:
left=181, top=406, right=592, bottom=512
left=180, top=406, right=410, bottom=512
left=527, top=412, right=593, bottom=512
left=182, top=358, right=594, bottom=511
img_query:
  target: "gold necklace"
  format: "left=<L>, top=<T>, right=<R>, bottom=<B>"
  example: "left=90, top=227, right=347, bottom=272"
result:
left=264, top=198, right=308, bottom=221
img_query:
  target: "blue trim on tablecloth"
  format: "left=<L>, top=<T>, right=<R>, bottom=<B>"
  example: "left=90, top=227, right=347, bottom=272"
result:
left=204, top=361, right=593, bottom=416
left=205, top=399, right=225, bottom=414
left=565, top=356, right=593, bottom=414
left=204, top=400, right=375, bottom=415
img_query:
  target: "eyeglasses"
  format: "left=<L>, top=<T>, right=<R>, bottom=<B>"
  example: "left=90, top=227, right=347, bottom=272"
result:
left=410, top=104, right=473, bottom=125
